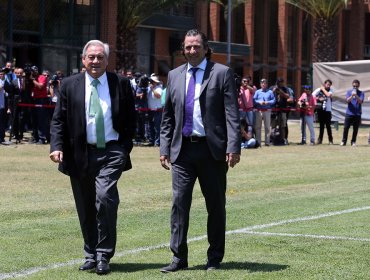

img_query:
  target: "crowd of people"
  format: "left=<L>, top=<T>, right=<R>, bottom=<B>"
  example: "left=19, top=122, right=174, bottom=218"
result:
left=0, top=62, right=64, bottom=144
left=0, top=60, right=165, bottom=147
left=0, top=60, right=365, bottom=148
left=237, top=76, right=365, bottom=148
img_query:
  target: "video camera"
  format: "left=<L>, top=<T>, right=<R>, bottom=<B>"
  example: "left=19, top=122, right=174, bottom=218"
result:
left=50, top=74, right=60, bottom=86
left=136, top=74, right=150, bottom=89
left=316, top=90, right=327, bottom=110
left=23, top=64, right=33, bottom=77
left=0, top=67, right=10, bottom=74
left=300, top=98, right=307, bottom=108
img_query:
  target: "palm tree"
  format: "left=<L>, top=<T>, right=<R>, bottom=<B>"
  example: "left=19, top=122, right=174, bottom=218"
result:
left=116, top=0, right=188, bottom=71
left=285, top=0, right=348, bottom=62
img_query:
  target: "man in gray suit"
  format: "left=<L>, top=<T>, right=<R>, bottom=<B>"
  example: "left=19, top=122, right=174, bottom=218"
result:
left=160, top=29, right=241, bottom=272
left=49, top=40, right=135, bottom=275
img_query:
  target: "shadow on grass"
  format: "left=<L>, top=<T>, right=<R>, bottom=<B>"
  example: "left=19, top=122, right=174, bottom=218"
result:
left=110, top=261, right=288, bottom=273
left=191, top=261, right=289, bottom=272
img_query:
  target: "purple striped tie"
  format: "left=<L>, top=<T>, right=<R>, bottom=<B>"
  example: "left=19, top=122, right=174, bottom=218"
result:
left=182, top=67, right=199, bottom=137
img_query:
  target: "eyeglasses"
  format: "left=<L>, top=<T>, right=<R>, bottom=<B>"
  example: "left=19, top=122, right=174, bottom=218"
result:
left=85, top=55, right=105, bottom=61
left=242, top=80, right=249, bottom=83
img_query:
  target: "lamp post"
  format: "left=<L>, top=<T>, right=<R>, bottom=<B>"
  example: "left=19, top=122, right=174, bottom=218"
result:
left=227, top=0, right=231, bottom=66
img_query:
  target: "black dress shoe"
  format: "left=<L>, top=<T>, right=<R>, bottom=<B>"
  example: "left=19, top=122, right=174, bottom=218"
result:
left=205, top=261, right=220, bottom=270
left=160, top=261, right=188, bottom=273
left=79, top=261, right=96, bottom=271
left=96, top=260, right=111, bottom=275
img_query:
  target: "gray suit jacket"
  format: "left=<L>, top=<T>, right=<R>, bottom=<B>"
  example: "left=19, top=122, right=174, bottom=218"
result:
left=160, top=60, right=241, bottom=163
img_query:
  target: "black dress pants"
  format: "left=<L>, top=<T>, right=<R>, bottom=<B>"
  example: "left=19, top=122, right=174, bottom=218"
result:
left=170, top=139, right=227, bottom=264
left=342, top=114, right=361, bottom=145
left=317, top=109, right=333, bottom=142
left=70, top=143, right=127, bottom=262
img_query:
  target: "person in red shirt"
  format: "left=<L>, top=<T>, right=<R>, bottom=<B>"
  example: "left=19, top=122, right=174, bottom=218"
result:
left=30, top=66, right=49, bottom=144
left=298, top=85, right=316, bottom=145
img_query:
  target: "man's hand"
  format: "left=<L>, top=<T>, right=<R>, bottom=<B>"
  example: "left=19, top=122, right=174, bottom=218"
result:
left=226, top=153, right=240, bottom=168
left=160, top=155, right=170, bottom=170
left=49, top=151, right=63, bottom=163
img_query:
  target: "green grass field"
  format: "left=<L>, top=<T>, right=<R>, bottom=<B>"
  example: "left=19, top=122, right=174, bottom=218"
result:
left=1, top=121, right=370, bottom=279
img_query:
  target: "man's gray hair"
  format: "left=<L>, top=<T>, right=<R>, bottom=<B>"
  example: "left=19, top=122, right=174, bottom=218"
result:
left=82, top=40, right=109, bottom=58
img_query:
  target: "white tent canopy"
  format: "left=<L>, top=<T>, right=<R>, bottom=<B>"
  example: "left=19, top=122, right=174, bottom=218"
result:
left=313, top=60, right=370, bottom=122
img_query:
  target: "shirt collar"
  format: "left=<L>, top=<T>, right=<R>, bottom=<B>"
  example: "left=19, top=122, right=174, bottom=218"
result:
left=187, top=58, right=207, bottom=72
left=85, top=72, right=107, bottom=86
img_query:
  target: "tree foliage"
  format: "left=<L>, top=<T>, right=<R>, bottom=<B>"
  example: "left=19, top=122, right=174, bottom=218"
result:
left=285, top=0, right=348, bottom=19
left=285, top=0, right=348, bottom=62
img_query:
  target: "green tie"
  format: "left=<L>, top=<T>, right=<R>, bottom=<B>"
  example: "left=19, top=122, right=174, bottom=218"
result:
left=89, top=79, right=105, bottom=148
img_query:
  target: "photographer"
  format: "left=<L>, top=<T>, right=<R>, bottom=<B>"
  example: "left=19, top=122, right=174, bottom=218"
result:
left=29, top=65, right=49, bottom=144
left=298, top=85, right=316, bottom=145
left=133, top=73, right=149, bottom=144
left=340, top=79, right=364, bottom=146
left=0, top=68, right=6, bottom=143
left=147, top=73, right=162, bottom=146
left=4, top=61, right=16, bottom=83
left=48, top=74, right=61, bottom=119
left=271, top=78, right=290, bottom=145
left=313, top=79, right=334, bottom=145
left=4, top=67, right=26, bottom=142
left=238, top=75, right=256, bottom=127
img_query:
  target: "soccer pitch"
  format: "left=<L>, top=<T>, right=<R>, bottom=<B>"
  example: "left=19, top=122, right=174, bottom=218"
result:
left=1, top=122, right=370, bottom=280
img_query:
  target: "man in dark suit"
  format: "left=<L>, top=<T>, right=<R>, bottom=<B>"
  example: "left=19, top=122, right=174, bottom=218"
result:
left=159, top=29, right=241, bottom=272
left=49, top=40, right=135, bottom=275
left=5, top=67, right=26, bottom=142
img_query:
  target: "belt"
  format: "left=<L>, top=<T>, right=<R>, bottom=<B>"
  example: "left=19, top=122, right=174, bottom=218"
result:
left=183, top=136, right=206, bottom=143
left=87, top=140, right=119, bottom=149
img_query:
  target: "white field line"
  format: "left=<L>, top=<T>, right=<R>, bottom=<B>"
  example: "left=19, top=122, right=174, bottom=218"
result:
left=1, top=205, right=370, bottom=279
left=244, top=231, right=370, bottom=242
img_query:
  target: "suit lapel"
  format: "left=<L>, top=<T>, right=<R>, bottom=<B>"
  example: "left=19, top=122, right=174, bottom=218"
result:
left=74, top=74, right=87, bottom=133
left=107, top=72, right=119, bottom=120
left=179, top=64, right=188, bottom=109
left=200, top=61, right=214, bottom=96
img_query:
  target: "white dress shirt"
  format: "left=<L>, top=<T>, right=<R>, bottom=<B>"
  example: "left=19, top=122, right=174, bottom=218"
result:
left=85, top=72, right=119, bottom=144
left=186, top=58, right=207, bottom=137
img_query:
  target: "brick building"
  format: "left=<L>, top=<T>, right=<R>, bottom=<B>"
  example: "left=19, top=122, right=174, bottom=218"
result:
left=1, top=0, right=370, bottom=94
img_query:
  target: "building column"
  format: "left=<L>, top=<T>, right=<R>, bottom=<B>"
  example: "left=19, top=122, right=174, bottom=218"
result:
left=100, top=0, right=117, bottom=71
left=209, top=3, right=220, bottom=41
left=244, top=0, right=254, bottom=78
left=277, top=0, right=288, bottom=80
left=196, top=1, right=209, bottom=34
left=295, top=10, right=303, bottom=95
left=261, top=0, right=269, bottom=79
left=349, top=0, right=365, bottom=60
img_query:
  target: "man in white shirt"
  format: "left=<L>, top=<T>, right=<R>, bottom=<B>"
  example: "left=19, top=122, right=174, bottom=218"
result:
left=147, top=73, right=162, bottom=146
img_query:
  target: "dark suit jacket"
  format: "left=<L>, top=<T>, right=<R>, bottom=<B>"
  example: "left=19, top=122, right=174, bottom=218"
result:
left=160, top=61, right=241, bottom=163
left=50, top=72, right=136, bottom=178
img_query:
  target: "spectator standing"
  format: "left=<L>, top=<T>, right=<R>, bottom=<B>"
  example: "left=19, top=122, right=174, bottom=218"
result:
left=147, top=73, right=162, bottom=146
left=298, top=85, right=316, bottom=145
left=0, top=69, right=6, bottom=142
left=5, top=67, right=26, bottom=142
left=160, top=29, right=240, bottom=272
left=253, top=78, right=276, bottom=146
left=340, top=79, right=364, bottom=146
left=238, top=75, right=255, bottom=126
left=49, top=39, right=136, bottom=275
left=133, top=74, right=149, bottom=145
left=30, top=66, right=49, bottom=144
left=271, top=78, right=290, bottom=145
left=313, top=79, right=334, bottom=145
left=4, top=61, right=16, bottom=83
